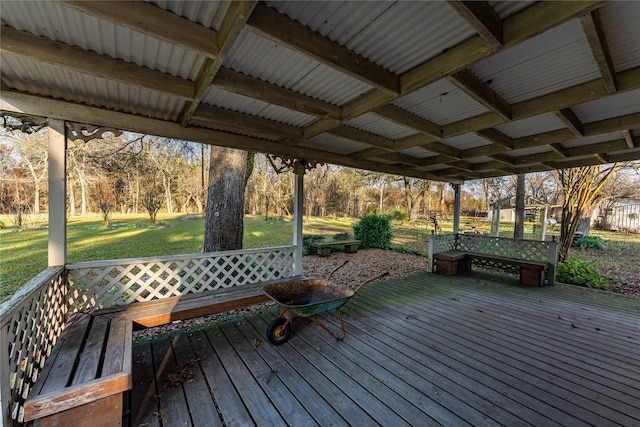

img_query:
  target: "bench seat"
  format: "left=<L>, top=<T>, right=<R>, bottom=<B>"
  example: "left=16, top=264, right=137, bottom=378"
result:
left=24, top=314, right=133, bottom=427
left=312, top=240, right=361, bottom=257
left=434, top=251, right=548, bottom=287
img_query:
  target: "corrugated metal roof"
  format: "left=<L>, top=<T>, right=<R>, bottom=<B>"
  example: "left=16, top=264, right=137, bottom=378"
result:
left=149, top=0, right=229, bottom=30
left=302, top=133, right=369, bottom=155
left=346, top=113, right=418, bottom=139
left=190, top=119, right=282, bottom=142
left=201, top=87, right=317, bottom=127
left=494, top=112, right=565, bottom=139
left=470, top=19, right=601, bottom=104
left=0, top=0, right=203, bottom=81
left=560, top=131, right=625, bottom=149
left=489, top=1, right=534, bottom=19
left=265, top=1, right=475, bottom=75
left=392, top=79, right=489, bottom=126
left=398, top=146, right=433, bottom=159
left=440, top=133, right=494, bottom=151
left=571, top=89, right=640, bottom=123
left=224, top=30, right=371, bottom=106
left=1, top=54, right=182, bottom=121
left=599, top=1, right=640, bottom=72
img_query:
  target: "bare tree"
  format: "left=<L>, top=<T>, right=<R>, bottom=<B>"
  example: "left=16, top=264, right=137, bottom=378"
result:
left=557, top=165, right=617, bottom=261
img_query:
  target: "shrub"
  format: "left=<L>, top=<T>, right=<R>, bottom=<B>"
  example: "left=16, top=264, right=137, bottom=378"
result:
left=352, top=214, right=392, bottom=249
left=572, top=235, right=606, bottom=250
left=302, top=234, right=325, bottom=255
left=556, top=257, right=608, bottom=289
left=333, top=232, right=351, bottom=241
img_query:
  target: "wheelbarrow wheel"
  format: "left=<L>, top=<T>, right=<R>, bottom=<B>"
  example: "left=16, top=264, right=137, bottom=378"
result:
left=267, top=317, right=291, bottom=345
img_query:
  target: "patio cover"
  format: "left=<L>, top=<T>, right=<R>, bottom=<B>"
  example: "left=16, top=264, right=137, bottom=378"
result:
left=1, top=0, right=639, bottom=183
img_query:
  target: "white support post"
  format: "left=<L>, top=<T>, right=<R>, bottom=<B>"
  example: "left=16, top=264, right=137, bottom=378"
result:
left=293, top=161, right=305, bottom=276
left=453, top=183, right=461, bottom=235
left=48, top=119, right=67, bottom=267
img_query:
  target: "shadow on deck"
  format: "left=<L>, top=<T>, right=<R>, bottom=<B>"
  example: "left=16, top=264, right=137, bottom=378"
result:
left=126, top=272, right=640, bottom=427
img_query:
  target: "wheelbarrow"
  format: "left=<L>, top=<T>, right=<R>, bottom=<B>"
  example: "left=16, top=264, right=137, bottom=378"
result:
left=262, top=261, right=389, bottom=345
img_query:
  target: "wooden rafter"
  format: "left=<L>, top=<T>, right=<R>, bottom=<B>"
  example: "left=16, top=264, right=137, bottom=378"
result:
left=60, top=1, right=219, bottom=57
left=476, top=128, right=513, bottom=150
left=0, top=27, right=194, bottom=100
left=447, top=69, right=511, bottom=120
left=179, top=1, right=257, bottom=126
left=555, top=108, right=584, bottom=137
left=623, top=130, right=636, bottom=148
left=580, top=10, right=617, bottom=93
left=246, top=3, right=400, bottom=95
left=448, top=1, right=503, bottom=49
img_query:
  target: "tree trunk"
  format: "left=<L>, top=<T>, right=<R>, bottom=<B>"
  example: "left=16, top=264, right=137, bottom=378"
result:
left=514, top=174, right=525, bottom=239
left=68, top=177, right=76, bottom=216
left=204, top=147, right=250, bottom=252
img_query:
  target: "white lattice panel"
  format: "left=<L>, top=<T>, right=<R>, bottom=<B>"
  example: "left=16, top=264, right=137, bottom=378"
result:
left=67, top=247, right=296, bottom=310
left=430, top=234, right=457, bottom=253
left=456, top=234, right=556, bottom=263
left=0, top=268, right=70, bottom=425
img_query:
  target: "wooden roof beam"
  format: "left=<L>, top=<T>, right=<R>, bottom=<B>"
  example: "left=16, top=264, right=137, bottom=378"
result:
left=372, top=105, right=442, bottom=138
left=476, top=128, right=513, bottom=150
left=555, top=108, right=584, bottom=137
left=623, top=130, right=636, bottom=148
left=329, top=126, right=396, bottom=151
left=448, top=1, right=503, bottom=49
left=213, top=68, right=342, bottom=120
left=59, top=1, right=219, bottom=57
left=580, top=10, right=617, bottom=93
left=0, top=26, right=194, bottom=100
left=594, top=153, right=609, bottom=164
left=447, top=69, right=511, bottom=120
left=179, top=1, right=257, bottom=126
left=247, top=3, right=400, bottom=95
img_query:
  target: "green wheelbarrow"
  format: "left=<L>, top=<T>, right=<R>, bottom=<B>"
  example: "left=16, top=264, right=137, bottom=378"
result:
left=262, top=261, right=389, bottom=345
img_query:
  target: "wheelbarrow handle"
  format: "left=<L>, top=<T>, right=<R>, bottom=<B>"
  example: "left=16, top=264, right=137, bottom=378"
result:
left=353, top=271, right=389, bottom=294
left=326, top=260, right=350, bottom=281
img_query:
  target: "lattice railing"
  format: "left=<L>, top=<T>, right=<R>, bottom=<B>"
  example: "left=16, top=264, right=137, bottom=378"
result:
left=456, top=234, right=556, bottom=262
left=0, top=267, right=70, bottom=426
left=66, top=246, right=296, bottom=311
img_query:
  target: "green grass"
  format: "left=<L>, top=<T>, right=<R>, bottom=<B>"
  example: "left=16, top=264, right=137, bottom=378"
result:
left=2, top=213, right=639, bottom=302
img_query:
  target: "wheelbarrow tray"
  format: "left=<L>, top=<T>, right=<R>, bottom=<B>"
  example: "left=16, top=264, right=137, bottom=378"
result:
left=263, top=279, right=354, bottom=318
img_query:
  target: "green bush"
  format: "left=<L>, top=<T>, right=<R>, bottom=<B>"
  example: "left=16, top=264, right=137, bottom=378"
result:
left=557, top=257, right=608, bottom=289
left=302, top=234, right=325, bottom=255
left=333, top=232, right=351, bottom=241
left=352, top=214, right=392, bottom=249
left=572, top=235, right=606, bottom=250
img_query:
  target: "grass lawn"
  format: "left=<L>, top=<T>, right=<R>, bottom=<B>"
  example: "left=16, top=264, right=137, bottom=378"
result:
left=2, top=213, right=639, bottom=302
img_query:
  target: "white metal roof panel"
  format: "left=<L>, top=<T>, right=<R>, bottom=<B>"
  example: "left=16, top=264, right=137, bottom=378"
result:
left=392, top=79, right=490, bottom=126
left=224, top=30, right=371, bottom=106
left=303, top=133, right=369, bottom=155
left=470, top=19, right=601, bottom=104
left=494, top=112, right=566, bottom=139
left=265, top=1, right=475, bottom=75
left=571, top=89, right=640, bottom=123
left=149, top=0, right=229, bottom=30
left=201, top=87, right=317, bottom=127
left=0, top=0, right=203, bottom=81
left=599, top=1, right=640, bottom=72
left=190, top=119, right=282, bottom=142
left=398, top=146, right=434, bottom=159
left=489, top=1, right=533, bottom=19
left=440, top=133, right=493, bottom=151
left=1, top=54, right=181, bottom=121
left=346, top=114, right=418, bottom=139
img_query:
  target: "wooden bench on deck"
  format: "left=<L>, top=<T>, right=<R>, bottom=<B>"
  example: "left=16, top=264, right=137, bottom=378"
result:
left=312, top=240, right=361, bottom=257
left=24, top=314, right=133, bottom=427
left=23, top=275, right=305, bottom=425
left=434, top=250, right=548, bottom=287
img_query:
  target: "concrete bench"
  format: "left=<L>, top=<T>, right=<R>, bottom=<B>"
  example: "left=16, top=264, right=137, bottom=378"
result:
left=312, top=240, right=361, bottom=257
left=24, top=314, right=133, bottom=427
left=434, top=251, right=548, bottom=287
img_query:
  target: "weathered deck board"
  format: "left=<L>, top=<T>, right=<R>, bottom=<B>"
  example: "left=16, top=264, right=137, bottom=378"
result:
left=126, top=272, right=640, bottom=427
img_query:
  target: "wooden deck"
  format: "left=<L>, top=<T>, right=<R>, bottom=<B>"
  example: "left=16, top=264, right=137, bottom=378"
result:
left=125, top=272, right=640, bottom=427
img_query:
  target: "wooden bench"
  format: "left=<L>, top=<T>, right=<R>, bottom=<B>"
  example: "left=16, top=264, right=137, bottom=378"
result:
left=24, top=314, right=133, bottom=427
left=312, top=240, right=361, bottom=257
left=23, top=276, right=305, bottom=425
left=434, top=251, right=548, bottom=287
